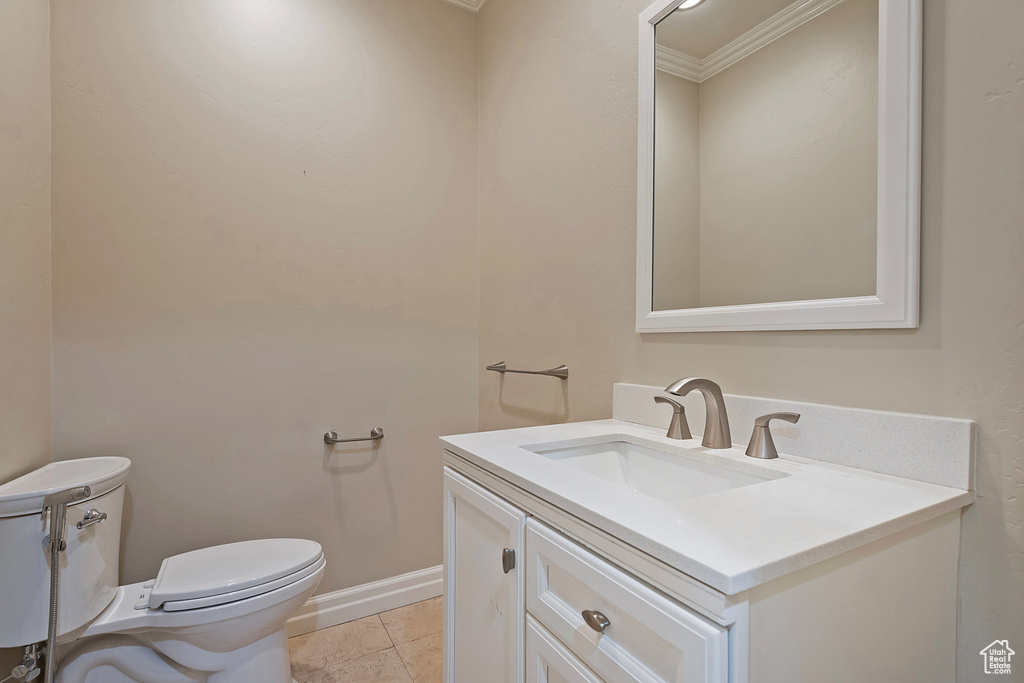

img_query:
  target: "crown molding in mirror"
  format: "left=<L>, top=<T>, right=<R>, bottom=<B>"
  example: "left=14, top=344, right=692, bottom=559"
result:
left=656, top=46, right=702, bottom=81
left=656, top=0, right=850, bottom=83
left=440, top=0, right=488, bottom=12
left=637, top=0, right=921, bottom=332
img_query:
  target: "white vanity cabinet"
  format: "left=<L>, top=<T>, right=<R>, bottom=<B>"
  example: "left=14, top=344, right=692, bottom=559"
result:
left=442, top=389, right=972, bottom=683
left=444, top=466, right=729, bottom=683
left=443, top=453, right=965, bottom=683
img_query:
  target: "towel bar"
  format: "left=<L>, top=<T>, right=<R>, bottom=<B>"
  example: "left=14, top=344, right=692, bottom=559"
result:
left=324, top=427, right=384, bottom=445
left=486, top=361, right=568, bottom=380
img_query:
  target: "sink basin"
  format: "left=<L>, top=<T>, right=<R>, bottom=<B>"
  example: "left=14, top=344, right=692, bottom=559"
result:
left=525, top=439, right=772, bottom=503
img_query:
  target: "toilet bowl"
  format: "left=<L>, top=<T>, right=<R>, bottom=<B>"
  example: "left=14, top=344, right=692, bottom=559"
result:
left=0, top=458, right=325, bottom=683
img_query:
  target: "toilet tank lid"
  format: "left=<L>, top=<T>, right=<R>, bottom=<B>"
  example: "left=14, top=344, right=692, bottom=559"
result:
left=149, top=539, right=324, bottom=609
left=0, top=457, right=131, bottom=518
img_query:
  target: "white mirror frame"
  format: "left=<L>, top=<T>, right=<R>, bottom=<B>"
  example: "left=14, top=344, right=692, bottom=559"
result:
left=636, top=0, right=921, bottom=332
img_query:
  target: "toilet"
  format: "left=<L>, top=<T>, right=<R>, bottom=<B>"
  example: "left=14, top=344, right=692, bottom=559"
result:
left=0, top=457, right=324, bottom=683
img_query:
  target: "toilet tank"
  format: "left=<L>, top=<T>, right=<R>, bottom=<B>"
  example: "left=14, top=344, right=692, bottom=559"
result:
left=0, top=457, right=130, bottom=647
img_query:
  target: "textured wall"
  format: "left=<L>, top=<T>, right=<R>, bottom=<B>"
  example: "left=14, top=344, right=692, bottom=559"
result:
left=51, top=0, right=479, bottom=593
left=478, top=0, right=1023, bottom=679
left=0, top=1, right=51, bottom=670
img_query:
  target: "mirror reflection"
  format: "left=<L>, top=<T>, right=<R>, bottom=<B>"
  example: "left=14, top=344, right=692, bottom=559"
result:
left=653, top=0, right=879, bottom=311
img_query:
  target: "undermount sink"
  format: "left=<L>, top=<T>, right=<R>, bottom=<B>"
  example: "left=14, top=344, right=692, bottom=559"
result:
left=524, top=439, right=774, bottom=503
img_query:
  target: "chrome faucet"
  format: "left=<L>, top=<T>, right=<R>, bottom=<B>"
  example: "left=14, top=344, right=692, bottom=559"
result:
left=664, top=378, right=732, bottom=449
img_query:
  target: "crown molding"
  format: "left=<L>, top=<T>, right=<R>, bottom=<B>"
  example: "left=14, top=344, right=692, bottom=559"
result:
left=440, top=0, right=488, bottom=12
left=655, top=46, right=702, bottom=82
left=701, top=0, right=848, bottom=79
left=656, top=0, right=848, bottom=83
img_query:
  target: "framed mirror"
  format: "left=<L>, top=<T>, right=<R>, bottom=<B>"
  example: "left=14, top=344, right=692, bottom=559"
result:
left=636, top=0, right=921, bottom=332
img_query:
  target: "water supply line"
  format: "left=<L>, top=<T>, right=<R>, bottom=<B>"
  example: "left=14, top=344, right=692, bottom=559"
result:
left=40, top=486, right=91, bottom=683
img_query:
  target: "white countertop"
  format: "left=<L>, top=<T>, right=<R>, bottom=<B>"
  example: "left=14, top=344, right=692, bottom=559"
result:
left=441, top=419, right=974, bottom=595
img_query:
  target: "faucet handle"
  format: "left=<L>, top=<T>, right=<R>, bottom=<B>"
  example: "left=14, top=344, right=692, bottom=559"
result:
left=754, top=412, right=800, bottom=428
left=654, top=396, right=692, bottom=440
left=654, top=395, right=684, bottom=411
left=746, top=413, right=800, bottom=459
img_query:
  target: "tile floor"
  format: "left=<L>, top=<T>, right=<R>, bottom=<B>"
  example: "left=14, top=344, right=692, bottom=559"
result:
left=289, top=597, right=443, bottom=683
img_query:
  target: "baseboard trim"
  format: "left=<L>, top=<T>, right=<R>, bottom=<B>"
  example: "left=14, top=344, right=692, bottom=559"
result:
left=286, top=565, right=443, bottom=637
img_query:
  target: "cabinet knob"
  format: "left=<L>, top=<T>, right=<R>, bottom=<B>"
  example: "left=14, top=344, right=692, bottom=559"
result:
left=582, top=609, right=610, bottom=633
left=502, top=548, right=515, bottom=574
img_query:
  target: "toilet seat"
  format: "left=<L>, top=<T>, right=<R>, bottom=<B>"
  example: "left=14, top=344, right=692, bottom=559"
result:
left=149, top=539, right=324, bottom=611
left=161, top=554, right=325, bottom=611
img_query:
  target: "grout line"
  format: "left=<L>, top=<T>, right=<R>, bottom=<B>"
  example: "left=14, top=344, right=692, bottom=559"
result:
left=289, top=615, right=398, bottom=681
left=394, top=632, right=444, bottom=683
left=373, top=614, right=396, bottom=649
left=394, top=645, right=417, bottom=683
left=290, top=600, right=440, bottom=682
left=379, top=612, right=399, bottom=646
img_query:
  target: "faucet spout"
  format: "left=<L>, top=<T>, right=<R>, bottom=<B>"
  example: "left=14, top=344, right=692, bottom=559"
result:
left=664, top=377, right=732, bottom=449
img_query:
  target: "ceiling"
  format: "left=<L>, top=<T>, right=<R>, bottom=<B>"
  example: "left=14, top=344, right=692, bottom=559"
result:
left=656, top=0, right=798, bottom=59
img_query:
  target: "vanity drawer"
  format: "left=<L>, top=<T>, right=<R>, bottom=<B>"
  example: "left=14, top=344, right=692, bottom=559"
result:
left=527, top=615, right=604, bottom=683
left=526, top=520, right=727, bottom=683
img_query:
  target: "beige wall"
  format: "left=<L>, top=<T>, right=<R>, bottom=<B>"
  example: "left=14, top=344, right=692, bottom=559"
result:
left=0, top=0, right=52, bottom=483
left=478, top=0, right=1023, bottom=679
left=698, top=0, right=878, bottom=306
left=0, top=0, right=52, bottom=669
left=51, top=0, right=479, bottom=593
left=652, top=70, right=700, bottom=311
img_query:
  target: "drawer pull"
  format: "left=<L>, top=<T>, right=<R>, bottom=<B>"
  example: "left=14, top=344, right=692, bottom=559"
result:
left=502, top=548, right=516, bottom=574
left=77, top=509, right=107, bottom=529
left=582, top=609, right=610, bottom=633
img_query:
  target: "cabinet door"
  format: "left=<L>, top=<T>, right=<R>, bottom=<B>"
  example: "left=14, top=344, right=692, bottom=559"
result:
left=444, top=467, right=526, bottom=683
left=527, top=615, right=605, bottom=683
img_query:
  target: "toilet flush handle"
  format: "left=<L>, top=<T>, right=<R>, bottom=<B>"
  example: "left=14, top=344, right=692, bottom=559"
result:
left=77, top=509, right=107, bottom=530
